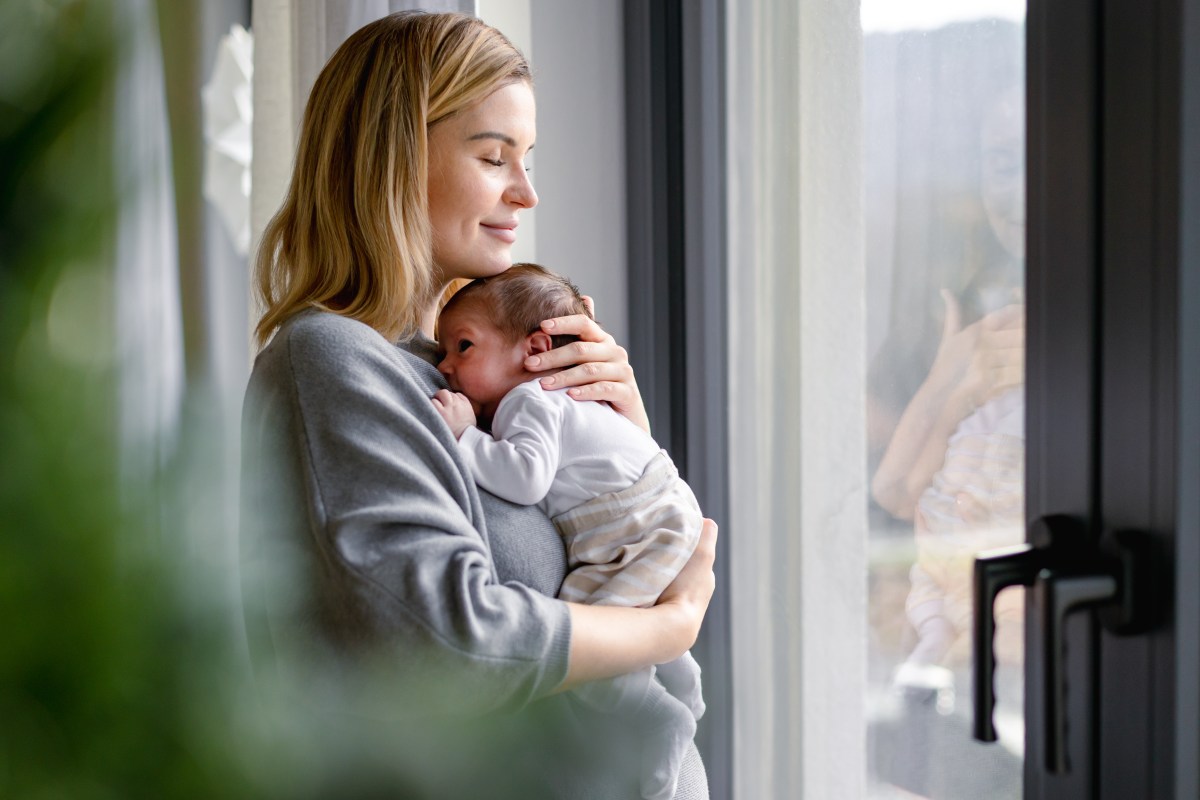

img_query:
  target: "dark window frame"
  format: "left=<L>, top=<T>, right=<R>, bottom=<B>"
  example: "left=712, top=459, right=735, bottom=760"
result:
left=1025, top=0, right=1198, bottom=795
left=624, top=1, right=732, bottom=795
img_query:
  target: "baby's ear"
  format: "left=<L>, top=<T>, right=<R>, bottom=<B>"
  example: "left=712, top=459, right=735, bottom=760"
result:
left=527, top=331, right=554, bottom=356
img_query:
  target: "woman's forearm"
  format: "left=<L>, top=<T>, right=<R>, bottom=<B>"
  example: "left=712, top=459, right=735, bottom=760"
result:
left=558, top=602, right=695, bottom=691
left=895, top=397, right=970, bottom=513
left=557, top=518, right=717, bottom=691
left=872, top=382, right=950, bottom=516
left=872, top=376, right=972, bottom=519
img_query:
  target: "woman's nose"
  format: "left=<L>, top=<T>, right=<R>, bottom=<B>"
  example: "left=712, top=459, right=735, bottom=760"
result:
left=506, top=168, right=538, bottom=209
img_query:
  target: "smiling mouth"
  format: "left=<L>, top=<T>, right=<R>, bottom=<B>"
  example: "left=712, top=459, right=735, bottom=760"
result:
left=481, top=224, right=517, bottom=243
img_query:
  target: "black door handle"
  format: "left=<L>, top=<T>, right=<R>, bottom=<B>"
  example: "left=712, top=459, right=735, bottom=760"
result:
left=972, top=542, right=1042, bottom=743
left=972, top=515, right=1153, bottom=773
left=1035, top=569, right=1117, bottom=772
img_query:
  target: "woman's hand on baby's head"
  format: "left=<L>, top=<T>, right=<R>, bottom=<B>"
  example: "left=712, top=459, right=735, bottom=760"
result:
left=523, top=298, right=652, bottom=435
left=431, top=389, right=476, bottom=439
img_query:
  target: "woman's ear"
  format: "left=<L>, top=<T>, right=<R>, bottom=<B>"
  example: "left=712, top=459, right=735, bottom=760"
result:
left=527, top=331, right=554, bottom=356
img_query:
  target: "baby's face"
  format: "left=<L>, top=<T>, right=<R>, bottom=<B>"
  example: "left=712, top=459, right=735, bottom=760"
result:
left=437, top=304, right=530, bottom=420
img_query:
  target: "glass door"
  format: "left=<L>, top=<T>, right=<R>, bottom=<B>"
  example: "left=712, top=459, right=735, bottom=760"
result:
left=862, top=5, right=1028, bottom=798
left=723, top=0, right=1195, bottom=796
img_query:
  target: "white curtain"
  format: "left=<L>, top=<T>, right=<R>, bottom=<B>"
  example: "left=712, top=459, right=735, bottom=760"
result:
left=113, top=0, right=256, bottom=642
left=115, top=0, right=185, bottom=491
left=726, top=1, right=868, bottom=797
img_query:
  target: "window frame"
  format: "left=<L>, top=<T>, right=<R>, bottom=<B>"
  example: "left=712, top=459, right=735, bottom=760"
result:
left=624, top=1, right=733, bottom=795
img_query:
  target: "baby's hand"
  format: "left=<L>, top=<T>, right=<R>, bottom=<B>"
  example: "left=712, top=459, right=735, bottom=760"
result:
left=431, top=389, right=476, bottom=439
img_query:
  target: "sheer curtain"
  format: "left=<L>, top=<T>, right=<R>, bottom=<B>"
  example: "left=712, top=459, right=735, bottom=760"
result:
left=115, top=0, right=185, bottom=496
left=115, top=0, right=253, bottom=627
left=726, top=1, right=867, bottom=797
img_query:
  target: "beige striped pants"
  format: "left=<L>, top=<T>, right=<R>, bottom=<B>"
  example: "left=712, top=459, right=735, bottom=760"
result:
left=553, top=450, right=703, bottom=608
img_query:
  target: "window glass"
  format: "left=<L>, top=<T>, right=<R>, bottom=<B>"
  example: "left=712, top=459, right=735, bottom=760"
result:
left=726, top=3, right=1026, bottom=795
left=862, top=5, right=1026, bottom=797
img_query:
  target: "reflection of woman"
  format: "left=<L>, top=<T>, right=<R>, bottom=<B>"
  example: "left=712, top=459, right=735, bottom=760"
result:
left=870, top=87, right=1025, bottom=799
left=875, top=86, right=1026, bottom=667
left=240, top=13, right=715, bottom=798
left=871, top=86, right=1025, bottom=525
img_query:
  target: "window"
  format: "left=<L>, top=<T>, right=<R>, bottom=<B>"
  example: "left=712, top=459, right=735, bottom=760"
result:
left=725, top=2, right=1027, bottom=796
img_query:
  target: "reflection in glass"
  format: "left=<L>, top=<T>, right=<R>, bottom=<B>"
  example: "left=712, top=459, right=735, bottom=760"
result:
left=863, top=10, right=1026, bottom=799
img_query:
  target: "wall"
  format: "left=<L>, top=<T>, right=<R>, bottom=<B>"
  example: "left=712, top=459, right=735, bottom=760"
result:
left=478, top=0, right=629, bottom=344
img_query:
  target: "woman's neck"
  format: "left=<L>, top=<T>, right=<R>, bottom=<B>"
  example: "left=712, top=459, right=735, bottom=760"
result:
left=419, top=297, right=440, bottom=339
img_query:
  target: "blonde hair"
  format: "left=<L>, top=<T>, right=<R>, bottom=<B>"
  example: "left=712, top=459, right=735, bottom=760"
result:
left=441, top=263, right=592, bottom=349
left=253, top=12, right=531, bottom=348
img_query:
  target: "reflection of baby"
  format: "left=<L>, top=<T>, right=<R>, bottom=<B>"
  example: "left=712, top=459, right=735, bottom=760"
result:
left=430, top=263, right=704, bottom=800
left=905, top=387, right=1025, bottom=668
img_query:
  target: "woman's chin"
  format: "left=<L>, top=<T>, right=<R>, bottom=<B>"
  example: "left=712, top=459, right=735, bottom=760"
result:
left=432, top=250, right=514, bottom=283
left=458, top=260, right=514, bottom=282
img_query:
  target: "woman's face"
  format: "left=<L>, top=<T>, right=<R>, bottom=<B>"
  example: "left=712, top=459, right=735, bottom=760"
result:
left=980, top=87, right=1025, bottom=260
left=427, top=81, right=538, bottom=285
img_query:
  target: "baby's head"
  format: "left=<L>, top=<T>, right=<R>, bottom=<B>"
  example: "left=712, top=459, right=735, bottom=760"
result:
left=436, top=263, right=592, bottom=419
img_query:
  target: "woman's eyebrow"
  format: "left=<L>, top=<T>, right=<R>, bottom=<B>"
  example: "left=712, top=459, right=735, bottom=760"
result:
left=466, top=131, right=534, bottom=151
left=467, top=131, right=516, bottom=146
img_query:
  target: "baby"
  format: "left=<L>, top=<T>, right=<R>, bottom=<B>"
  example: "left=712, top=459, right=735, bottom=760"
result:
left=904, top=387, right=1025, bottom=670
left=430, top=263, right=704, bottom=800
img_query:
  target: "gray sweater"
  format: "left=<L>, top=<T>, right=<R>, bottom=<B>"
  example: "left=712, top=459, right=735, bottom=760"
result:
left=241, top=310, right=708, bottom=798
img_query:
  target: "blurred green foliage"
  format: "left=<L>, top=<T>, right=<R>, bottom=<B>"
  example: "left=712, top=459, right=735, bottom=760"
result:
left=0, top=2, right=271, bottom=796
left=0, top=4, right=579, bottom=798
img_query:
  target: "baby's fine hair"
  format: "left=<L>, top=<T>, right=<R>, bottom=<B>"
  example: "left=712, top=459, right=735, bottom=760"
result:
left=442, top=263, right=593, bottom=348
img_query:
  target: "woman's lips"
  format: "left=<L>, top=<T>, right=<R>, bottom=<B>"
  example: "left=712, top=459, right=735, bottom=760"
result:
left=481, top=222, right=517, bottom=243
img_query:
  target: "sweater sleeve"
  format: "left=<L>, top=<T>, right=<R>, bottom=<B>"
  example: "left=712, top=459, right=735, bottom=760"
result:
left=241, top=314, right=570, bottom=718
left=457, top=384, right=563, bottom=507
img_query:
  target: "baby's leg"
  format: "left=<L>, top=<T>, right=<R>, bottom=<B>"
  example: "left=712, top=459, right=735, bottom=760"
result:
left=634, top=679, right=698, bottom=800
left=572, top=672, right=696, bottom=800
left=655, top=652, right=705, bottom=721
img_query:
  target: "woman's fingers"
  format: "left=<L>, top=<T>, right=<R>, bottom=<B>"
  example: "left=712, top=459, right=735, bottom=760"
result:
left=976, top=311, right=1026, bottom=400
left=980, top=302, right=1025, bottom=332
left=538, top=312, right=615, bottom=345
left=525, top=339, right=626, bottom=374
left=525, top=315, right=652, bottom=434
left=694, top=518, right=718, bottom=569
left=659, top=518, right=718, bottom=619
left=525, top=344, right=639, bottom=402
left=535, top=359, right=634, bottom=390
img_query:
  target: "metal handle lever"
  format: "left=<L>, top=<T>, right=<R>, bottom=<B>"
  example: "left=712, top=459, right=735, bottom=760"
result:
left=972, top=514, right=1083, bottom=742
left=972, top=515, right=1155, bottom=774
left=1036, top=569, right=1118, bottom=773
left=972, top=543, right=1042, bottom=742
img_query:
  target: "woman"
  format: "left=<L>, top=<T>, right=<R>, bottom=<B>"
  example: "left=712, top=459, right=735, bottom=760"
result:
left=240, top=11, right=716, bottom=798
left=868, top=85, right=1025, bottom=799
